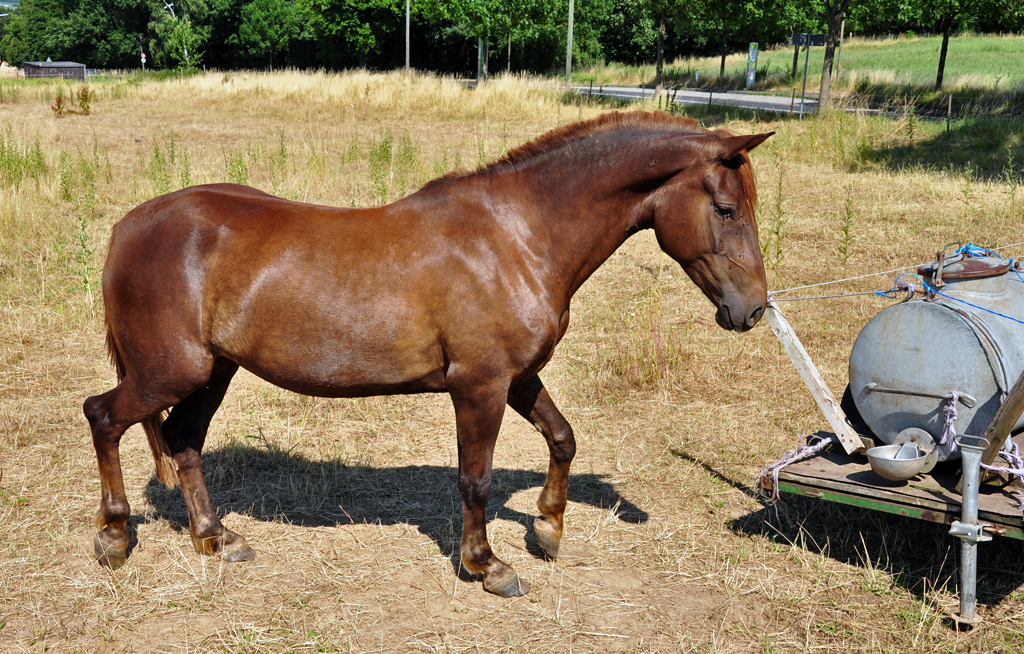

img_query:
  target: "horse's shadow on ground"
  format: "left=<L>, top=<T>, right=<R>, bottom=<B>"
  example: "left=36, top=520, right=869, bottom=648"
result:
left=672, top=448, right=1024, bottom=608
left=142, top=443, right=647, bottom=573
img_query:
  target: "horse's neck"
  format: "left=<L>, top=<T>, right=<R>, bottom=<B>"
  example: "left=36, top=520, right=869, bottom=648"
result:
left=521, top=135, right=694, bottom=302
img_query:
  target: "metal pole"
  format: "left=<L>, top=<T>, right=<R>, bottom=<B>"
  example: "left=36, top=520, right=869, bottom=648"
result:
left=565, top=0, right=574, bottom=87
left=835, top=19, right=844, bottom=84
left=477, top=37, right=483, bottom=84
left=950, top=436, right=991, bottom=628
left=799, top=40, right=810, bottom=120
left=405, top=0, right=410, bottom=73
left=947, top=94, right=953, bottom=132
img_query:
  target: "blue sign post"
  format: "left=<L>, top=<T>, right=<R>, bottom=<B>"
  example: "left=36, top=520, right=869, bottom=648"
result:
left=745, top=42, right=759, bottom=88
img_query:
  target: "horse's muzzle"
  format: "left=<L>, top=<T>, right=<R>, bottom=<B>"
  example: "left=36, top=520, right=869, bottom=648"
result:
left=716, top=302, right=764, bottom=332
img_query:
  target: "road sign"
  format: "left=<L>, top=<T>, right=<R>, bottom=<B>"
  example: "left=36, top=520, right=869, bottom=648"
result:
left=745, top=42, right=759, bottom=89
left=790, top=34, right=825, bottom=119
left=791, top=33, right=825, bottom=47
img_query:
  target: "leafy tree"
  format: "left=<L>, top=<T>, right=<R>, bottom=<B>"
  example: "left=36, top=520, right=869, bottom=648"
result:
left=51, top=0, right=149, bottom=69
left=0, top=13, right=30, bottom=66
left=229, top=0, right=299, bottom=67
left=602, top=0, right=658, bottom=66
left=298, top=0, right=399, bottom=68
left=147, top=0, right=210, bottom=70
left=921, top=0, right=981, bottom=89
left=817, top=0, right=853, bottom=109
left=18, top=0, right=65, bottom=61
left=674, top=0, right=751, bottom=78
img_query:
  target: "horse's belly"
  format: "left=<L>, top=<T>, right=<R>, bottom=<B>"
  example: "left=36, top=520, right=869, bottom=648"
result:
left=214, top=307, right=447, bottom=397
left=231, top=339, right=447, bottom=398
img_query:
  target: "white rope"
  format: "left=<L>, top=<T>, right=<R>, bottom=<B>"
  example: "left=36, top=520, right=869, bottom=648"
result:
left=770, top=265, right=922, bottom=295
left=759, top=433, right=837, bottom=503
left=771, top=238, right=1024, bottom=296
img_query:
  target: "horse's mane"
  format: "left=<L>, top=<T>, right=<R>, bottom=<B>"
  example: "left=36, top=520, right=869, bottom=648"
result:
left=422, top=111, right=756, bottom=207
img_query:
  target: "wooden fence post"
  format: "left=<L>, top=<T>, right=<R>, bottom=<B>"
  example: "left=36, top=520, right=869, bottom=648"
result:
left=764, top=304, right=863, bottom=455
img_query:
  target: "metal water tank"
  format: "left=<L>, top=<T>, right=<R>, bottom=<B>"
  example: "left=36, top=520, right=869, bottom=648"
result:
left=849, top=246, right=1024, bottom=461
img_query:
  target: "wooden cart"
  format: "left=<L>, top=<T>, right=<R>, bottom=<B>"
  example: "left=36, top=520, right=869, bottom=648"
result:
left=771, top=437, right=1024, bottom=541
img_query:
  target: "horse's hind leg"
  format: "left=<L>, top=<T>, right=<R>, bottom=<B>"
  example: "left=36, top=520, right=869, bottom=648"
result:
left=161, top=358, right=254, bottom=562
left=84, top=381, right=174, bottom=568
left=508, top=375, right=576, bottom=560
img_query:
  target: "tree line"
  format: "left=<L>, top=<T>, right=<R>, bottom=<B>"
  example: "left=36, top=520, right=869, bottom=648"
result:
left=1, top=0, right=1021, bottom=82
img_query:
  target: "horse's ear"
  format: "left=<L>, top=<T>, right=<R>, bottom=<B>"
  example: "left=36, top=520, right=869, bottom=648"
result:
left=715, top=132, right=775, bottom=160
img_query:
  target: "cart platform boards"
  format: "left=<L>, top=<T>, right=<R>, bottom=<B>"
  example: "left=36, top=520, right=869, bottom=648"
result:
left=774, top=434, right=1024, bottom=540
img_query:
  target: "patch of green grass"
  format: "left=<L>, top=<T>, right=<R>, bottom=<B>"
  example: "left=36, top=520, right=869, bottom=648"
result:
left=575, top=34, right=1024, bottom=117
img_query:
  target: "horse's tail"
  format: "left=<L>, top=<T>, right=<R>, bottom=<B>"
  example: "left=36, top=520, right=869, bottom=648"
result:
left=105, top=325, right=179, bottom=489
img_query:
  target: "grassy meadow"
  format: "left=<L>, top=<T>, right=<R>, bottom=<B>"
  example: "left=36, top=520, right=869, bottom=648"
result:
left=577, top=33, right=1024, bottom=115
left=1, top=70, right=1024, bottom=652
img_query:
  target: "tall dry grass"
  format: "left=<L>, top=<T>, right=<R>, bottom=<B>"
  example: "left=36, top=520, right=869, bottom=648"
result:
left=1, top=70, right=1023, bottom=652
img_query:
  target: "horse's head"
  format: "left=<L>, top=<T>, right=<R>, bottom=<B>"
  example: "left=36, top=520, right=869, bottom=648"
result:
left=652, top=131, right=773, bottom=332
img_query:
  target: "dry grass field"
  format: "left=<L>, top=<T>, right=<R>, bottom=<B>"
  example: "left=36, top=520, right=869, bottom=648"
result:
left=1, top=70, right=1023, bottom=652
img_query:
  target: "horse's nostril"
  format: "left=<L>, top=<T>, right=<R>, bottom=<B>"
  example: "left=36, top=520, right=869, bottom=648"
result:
left=748, top=304, right=765, bottom=326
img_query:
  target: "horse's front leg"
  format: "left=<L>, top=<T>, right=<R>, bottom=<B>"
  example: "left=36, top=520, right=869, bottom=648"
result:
left=449, top=382, right=530, bottom=597
left=508, top=375, right=576, bottom=559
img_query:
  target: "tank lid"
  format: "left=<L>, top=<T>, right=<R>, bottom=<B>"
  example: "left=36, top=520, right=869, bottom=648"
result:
left=917, top=251, right=1011, bottom=281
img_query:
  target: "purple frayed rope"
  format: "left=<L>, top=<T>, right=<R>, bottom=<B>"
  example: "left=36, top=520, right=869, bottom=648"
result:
left=759, top=433, right=837, bottom=503
left=940, top=391, right=959, bottom=452
left=895, top=277, right=918, bottom=295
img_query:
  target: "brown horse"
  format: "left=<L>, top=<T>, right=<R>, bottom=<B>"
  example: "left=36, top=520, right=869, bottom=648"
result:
left=84, top=111, right=771, bottom=596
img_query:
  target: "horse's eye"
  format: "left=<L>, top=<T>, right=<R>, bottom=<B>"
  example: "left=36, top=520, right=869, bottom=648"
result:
left=713, top=203, right=734, bottom=219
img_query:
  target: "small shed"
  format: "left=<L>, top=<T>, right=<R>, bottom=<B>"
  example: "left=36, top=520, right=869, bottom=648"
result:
left=24, top=59, right=87, bottom=81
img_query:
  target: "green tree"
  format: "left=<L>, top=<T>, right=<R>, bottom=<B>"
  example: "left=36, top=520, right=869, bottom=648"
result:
left=18, top=0, right=65, bottom=61
left=149, top=0, right=210, bottom=70
left=229, top=0, right=298, bottom=67
left=921, top=0, right=982, bottom=89
left=51, top=0, right=149, bottom=69
left=297, top=0, right=398, bottom=68
left=674, top=0, right=751, bottom=78
left=817, top=0, right=853, bottom=110
left=0, top=13, right=30, bottom=66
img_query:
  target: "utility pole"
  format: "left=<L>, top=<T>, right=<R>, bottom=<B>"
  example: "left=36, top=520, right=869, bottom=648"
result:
left=565, top=0, right=574, bottom=87
left=477, top=38, right=488, bottom=84
left=800, top=40, right=810, bottom=119
left=405, top=0, right=410, bottom=73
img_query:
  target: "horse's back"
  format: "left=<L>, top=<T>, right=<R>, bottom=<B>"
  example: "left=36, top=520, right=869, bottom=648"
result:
left=103, top=182, right=560, bottom=396
left=103, top=185, right=460, bottom=395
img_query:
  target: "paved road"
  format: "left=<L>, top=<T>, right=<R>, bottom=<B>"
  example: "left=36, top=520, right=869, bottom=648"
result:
left=575, top=84, right=820, bottom=117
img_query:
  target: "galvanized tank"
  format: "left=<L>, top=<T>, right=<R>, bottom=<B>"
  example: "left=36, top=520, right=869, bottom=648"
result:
left=849, top=249, right=1024, bottom=461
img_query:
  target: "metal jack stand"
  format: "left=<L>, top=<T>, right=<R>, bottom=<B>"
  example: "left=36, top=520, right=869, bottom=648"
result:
left=950, top=435, right=992, bottom=628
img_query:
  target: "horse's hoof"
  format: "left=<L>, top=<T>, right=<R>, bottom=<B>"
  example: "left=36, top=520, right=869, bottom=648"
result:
left=222, top=544, right=256, bottom=563
left=484, top=572, right=530, bottom=597
left=533, top=518, right=561, bottom=559
left=94, top=534, right=127, bottom=569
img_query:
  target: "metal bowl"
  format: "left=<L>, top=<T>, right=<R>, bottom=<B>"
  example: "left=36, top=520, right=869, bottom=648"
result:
left=867, top=445, right=929, bottom=481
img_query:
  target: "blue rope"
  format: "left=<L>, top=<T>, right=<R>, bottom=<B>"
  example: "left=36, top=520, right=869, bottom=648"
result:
left=875, top=271, right=1024, bottom=326
left=926, top=287, right=1024, bottom=326
left=957, top=242, right=1003, bottom=259
left=956, top=241, right=1024, bottom=285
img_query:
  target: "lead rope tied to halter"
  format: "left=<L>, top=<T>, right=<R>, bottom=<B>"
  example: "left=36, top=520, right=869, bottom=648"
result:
left=758, top=433, right=837, bottom=504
